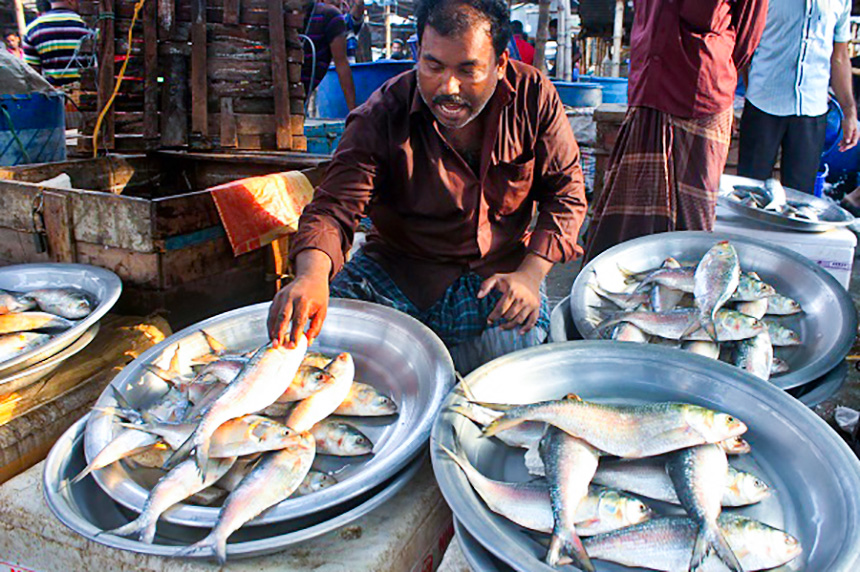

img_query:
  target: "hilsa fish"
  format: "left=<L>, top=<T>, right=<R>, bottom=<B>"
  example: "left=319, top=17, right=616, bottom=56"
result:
left=691, top=241, right=740, bottom=341
left=286, top=352, right=354, bottom=432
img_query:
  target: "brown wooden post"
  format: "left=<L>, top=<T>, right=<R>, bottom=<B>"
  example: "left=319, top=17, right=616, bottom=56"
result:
left=191, top=0, right=208, bottom=139
left=268, top=0, right=293, bottom=149
left=42, top=192, right=77, bottom=263
left=143, top=0, right=159, bottom=142
left=96, top=0, right=116, bottom=151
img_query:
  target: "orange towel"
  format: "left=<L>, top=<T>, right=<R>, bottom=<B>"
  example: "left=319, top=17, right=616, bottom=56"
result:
left=209, top=171, right=314, bottom=256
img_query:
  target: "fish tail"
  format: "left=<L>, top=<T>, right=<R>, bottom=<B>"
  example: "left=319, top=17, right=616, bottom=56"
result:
left=111, top=386, right=134, bottom=411
left=100, top=514, right=146, bottom=539
left=164, top=433, right=195, bottom=470
left=690, top=524, right=744, bottom=572
left=595, top=315, right=624, bottom=338
left=447, top=404, right=480, bottom=424
left=69, top=463, right=95, bottom=486
left=481, top=414, right=523, bottom=438
left=173, top=532, right=218, bottom=560
left=140, top=520, right=158, bottom=544
left=143, top=364, right=180, bottom=389
left=437, top=441, right=472, bottom=478
left=200, top=329, right=226, bottom=355
left=453, top=371, right=477, bottom=401
left=468, top=400, right=513, bottom=412
left=546, top=527, right=595, bottom=572
left=681, top=316, right=704, bottom=339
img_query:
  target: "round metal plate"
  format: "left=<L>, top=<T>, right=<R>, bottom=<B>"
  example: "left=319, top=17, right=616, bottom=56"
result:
left=430, top=342, right=860, bottom=572
left=718, top=174, right=856, bottom=232
left=570, top=230, right=857, bottom=390
left=455, top=518, right=511, bottom=572
left=0, top=263, right=122, bottom=376
left=0, top=322, right=99, bottom=397
left=45, top=414, right=423, bottom=560
left=85, top=299, right=454, bottom=527
left=790, top=361, right=849, bottom=408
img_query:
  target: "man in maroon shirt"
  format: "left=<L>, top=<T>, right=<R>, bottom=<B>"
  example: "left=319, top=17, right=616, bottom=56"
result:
left=268, top=0, right=587, bottom=373
left=584, top=0, right=768, bottom=261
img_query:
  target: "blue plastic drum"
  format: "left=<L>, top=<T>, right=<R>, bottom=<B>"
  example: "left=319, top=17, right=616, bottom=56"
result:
left=580, top=75, right=628, bottom=104
left=0, top=92, right=66, bottom=166
left=552, top=81, right=603, bottom=108
left=314, top=61, right=416, bottom=119
left=820, top=98, right=860, bottom=178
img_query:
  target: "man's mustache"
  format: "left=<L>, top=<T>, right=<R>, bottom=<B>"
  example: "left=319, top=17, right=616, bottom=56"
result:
left=433, top=94, right=471, bottom=108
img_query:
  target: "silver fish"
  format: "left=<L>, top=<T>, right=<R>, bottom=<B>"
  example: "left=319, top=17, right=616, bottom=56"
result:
left=177, top=432, right=316, bottom=563
left=482, top=398, right=747, bottom=459
left=632, top=267, right=696, bottom=293
left=593, top=458, right=770, bottom=507
left=310, top=419, right=373, bottom=456
left=449, top=401, right=544, bottom=449
left=0, top=289, right=35, bottom=315
left=275, top=365, right=336, bottom=402
left=651, top=258, right=685, bottom=312
left=0, top=311, right=74, bottom=335
left=765, top=294, right=802, bottom=316
left=735, top=298, right=768, bottom=320
left=437, top=437, right=651, bottom=536
left=25, top=287, right=93, bottom=319
left=763, top=319, right=801, bottom=346
left=104, top=456, right=235, bottom=543
left=588, top=283, right=650, bottom=310
left=682, top=309, right=765, bottom=342
left=683, top=341, right=720, bottom=360
left=667, top=444, right=742, bottom=571
left=692, top=241, right=740, bottom=340
left=579, top=514, right=802, bottom=571
left=771, top=356, right=791, bottom=374
left=540, top=427, right=599, bottom=569
left=730, top=274, right=777, bottom=302
left=734, top=331, right=773, bottom=381
left=718, top=435, right=751, bottom=455
left=334, top=381, right=398, bottom=416
left=166, top=338, right=308, bottom=476
left=611, top=322, right=650, bottom=343
left=0, top=332, right=51, bottom=363
left=294, top=470, right=338, bottom=496
left=70, top=426, right=160, bottom=486
left=599, top=309, right=699, bottom=340
left=286, top=352, right=354, bottom=432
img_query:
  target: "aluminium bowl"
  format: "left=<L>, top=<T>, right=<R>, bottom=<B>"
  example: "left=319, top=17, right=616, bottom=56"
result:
left=45, top=414, right=423, bottom=560
left=718, top=174, right=855, bottom=233
left=570, top=231, right=857, bottom=390
left=0, top=263, right=121, bottom=376
left=84, top=299, right=454, bottom=527
left=431, top=342, right=860, bottom=572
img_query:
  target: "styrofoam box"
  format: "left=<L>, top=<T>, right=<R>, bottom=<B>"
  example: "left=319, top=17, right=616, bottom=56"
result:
left=715, top=205, right=856, bottom=289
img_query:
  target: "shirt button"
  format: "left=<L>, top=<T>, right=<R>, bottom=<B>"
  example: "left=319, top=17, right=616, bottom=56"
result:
left=653, top=55, right=661, bottom=62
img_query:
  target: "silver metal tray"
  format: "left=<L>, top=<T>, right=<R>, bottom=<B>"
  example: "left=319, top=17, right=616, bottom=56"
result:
left=790, top=361, right=848, bottom=408
left=430, top=342, right=860, bottom=572
left=570, top=231, right=857, bottom=390
left=0, top=322, right=99, bottom=397
left=718, top=174, right=856, bottom=232
left=455, top=518, right=511, bottom=572
left=85, top=299, right=454, bottom=527
left=44, top=414, right=423, bottom=560
left=0, top=263, right=122, bottom=376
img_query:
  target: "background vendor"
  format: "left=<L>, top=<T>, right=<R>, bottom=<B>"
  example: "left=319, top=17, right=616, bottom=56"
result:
left=268, top=0, right=587, bottom=373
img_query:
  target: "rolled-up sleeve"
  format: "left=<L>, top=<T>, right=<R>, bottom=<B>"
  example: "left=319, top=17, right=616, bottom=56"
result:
left=289, top=109, right=383, bottom=278
left=834, top=0, right=851, bottom=43
left=527, top=79, right=587, bottom=263
left=731, top=0, right=768, bottom=70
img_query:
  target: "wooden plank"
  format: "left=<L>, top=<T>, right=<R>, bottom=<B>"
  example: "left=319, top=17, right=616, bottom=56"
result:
left=157, top=0, right=175, bottom=39
left=42, top=192, right=77, bottom=263
left=70, top=191, right=154, bottom=252
left=0, top=228, right=51, bottom=266
left=160, top=53, right=188, bottom=146
left=220, top=98, right=238, bottom=148
left=191, top=0, right=208, bottom=138
left=223, top=0, right=239, bottom=24
left=287, top=61, right=302, bottom=83
left=267, top=0, right=292, bottom=149
left=96, top=0, right=116, bottom=150
left=151, top=189, right=220, bottom=239
left=75, top=242, right=160, bottom=287
left=0, top=315, right=172, bottom=485
left=290, top=114, right=304, bottom=136
left=143, top=0, right=158, bottom=139
left=291, top=135, right=307, bottom=152
left=160, top=236, right=264, bottom=288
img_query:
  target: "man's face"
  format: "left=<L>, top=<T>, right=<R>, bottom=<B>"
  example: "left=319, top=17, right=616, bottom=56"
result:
left=417, top=21, right=508, bottom=130
left=5, top=34, right=19, bottom=49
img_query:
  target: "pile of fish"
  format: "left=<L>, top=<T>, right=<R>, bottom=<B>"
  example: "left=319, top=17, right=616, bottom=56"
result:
left=726, top=178, right=824, bottom=222
left=72, top=331, right=398, bottom=563
left=441, top=383, right=802, bottom=571
left=587, top=241, right=803, bottom=381
left=0, top=286, right=94, bottom=365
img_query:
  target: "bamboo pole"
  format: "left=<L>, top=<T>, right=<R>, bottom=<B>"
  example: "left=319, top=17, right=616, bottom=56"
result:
left=533, top=0, right=551, bottom=74
left=384, top=4, right=392, bottom=59
left=612, top=0, right=624, bottom=77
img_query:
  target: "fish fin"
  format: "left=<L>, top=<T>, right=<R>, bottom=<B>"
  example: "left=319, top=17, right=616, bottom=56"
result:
left=680, top=316, right=704, bottom=339
left=200, top=329, right=227, bottom=355
left=481, top=414, right=523, bottom=438
left=437, top=437, right=471, bottom=477
left=99, top=515, right=146, bottom=539
left=564, top=393, right=582, bottom=401
left=468, top=400, right=513, bottom=412
left=454, top=371, right=478, bottom=402
left=140, top=521, right=158, bottom=545
left=163, top=433, right=195, bottom=470
left=546, top=527, right=595, bottom=572
left=111, top=386, right=135, bottom=411
left=692, top=522, right=743, bottom=572
left=447, top=404, right=481, bottom=425
left=143, top=364, right=180, bottom=389
left=174, top=532, right=225, bottom=563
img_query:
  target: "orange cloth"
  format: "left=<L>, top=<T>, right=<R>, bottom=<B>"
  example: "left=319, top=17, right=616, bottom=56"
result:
left=209, top=171, right=314, bottom=256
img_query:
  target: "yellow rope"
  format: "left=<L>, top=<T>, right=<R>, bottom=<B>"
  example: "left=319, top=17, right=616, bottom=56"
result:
left=92, top=0, right=147, bottom=158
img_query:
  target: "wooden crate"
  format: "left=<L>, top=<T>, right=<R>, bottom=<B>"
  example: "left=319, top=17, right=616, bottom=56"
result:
left=0, top=151, right=329, bottom=328
left=74, top=0, right=309, bottom=153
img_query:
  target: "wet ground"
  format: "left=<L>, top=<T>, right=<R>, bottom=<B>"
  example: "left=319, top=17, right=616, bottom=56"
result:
left=544, top=242, right=860, bottom=444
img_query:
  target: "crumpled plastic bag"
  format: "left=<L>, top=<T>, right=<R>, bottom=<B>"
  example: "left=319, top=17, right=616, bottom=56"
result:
left=0, top=50, right=56, bottom=96
left=835, top=406, right=859, bottom=434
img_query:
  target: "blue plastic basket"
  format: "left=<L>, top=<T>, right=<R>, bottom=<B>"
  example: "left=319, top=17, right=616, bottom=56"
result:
left=0, top=92, right=66, bottom=166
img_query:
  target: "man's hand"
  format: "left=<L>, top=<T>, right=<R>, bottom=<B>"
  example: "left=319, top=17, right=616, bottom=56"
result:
left=267, top=250, right=332, bottom=348
left=477, top=253, right=553, bottom=334
left=841, top=111, right=859, bottom=151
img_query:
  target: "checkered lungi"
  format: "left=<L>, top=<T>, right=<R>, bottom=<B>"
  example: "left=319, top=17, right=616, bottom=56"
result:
left=584, top=106, right=733, bottom=262
left=330, top=250, right=549, bottom=373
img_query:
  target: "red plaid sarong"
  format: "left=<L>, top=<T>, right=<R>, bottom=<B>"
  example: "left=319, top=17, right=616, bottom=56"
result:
left=584, top=106, right=732, bottom=262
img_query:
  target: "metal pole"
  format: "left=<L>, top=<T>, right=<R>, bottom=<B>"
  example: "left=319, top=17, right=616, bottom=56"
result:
left=533, top=0, right=551, bottom=73
left=384, top=4, right=392, bottom=59
left=14, top=0, right=27, bottom=38
left=612, top=0, right=624, bottom=77
left=559, top=0, right=572, bottom=81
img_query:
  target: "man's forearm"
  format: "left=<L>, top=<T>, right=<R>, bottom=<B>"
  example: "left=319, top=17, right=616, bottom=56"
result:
left=294, top=248, right=333, bottom=281
left=831, top=43, right=856, bottom=119
left=335, top=61, right=357, bottom=110
left=517, top=252, right=554, bottom=283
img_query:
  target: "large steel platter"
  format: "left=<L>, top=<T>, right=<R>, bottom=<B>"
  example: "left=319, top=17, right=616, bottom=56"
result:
left=718, top=173, right=855, bottom=232
left=570, top=231, right=857, bottom=390
left=430, top=341, right=860, bottom=572
left=45, top=414, right=423, bottom=560
left=85, top=299, right=454, bottom=527
left=0, top=263, right=122, bottom=376
left=455, top=518, right=511, bottom=572
left=0, top=322, right=99, bottom=397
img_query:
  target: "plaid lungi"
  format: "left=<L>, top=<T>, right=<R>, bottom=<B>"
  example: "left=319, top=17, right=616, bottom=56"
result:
left=330, top=250, right=551, bottom=349
left=584, top=106, right=733, bottom=262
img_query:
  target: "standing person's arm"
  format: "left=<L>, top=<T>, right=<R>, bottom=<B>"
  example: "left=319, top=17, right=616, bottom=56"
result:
left=22, top=29, right=41, bottom=73
left=730, top=0, right=769, bottom=70
left=832, top=42, right=859, bottom=151
left=331, top=34, right=357, bottom=110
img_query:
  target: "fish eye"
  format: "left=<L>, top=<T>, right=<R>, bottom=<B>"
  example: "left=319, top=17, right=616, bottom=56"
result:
left=726, top=416, right=735, bottom=423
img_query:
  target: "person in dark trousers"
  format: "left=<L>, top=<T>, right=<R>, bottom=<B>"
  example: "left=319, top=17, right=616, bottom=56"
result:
left=267, top=0, right=587, bottom=373
left=302, top=0, right=357, bottom=110
left=22, top=0, right=90, bottom=87
left=738, top=0, right=858, bottom=194
left=584, top=0, right=768, bottom=262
